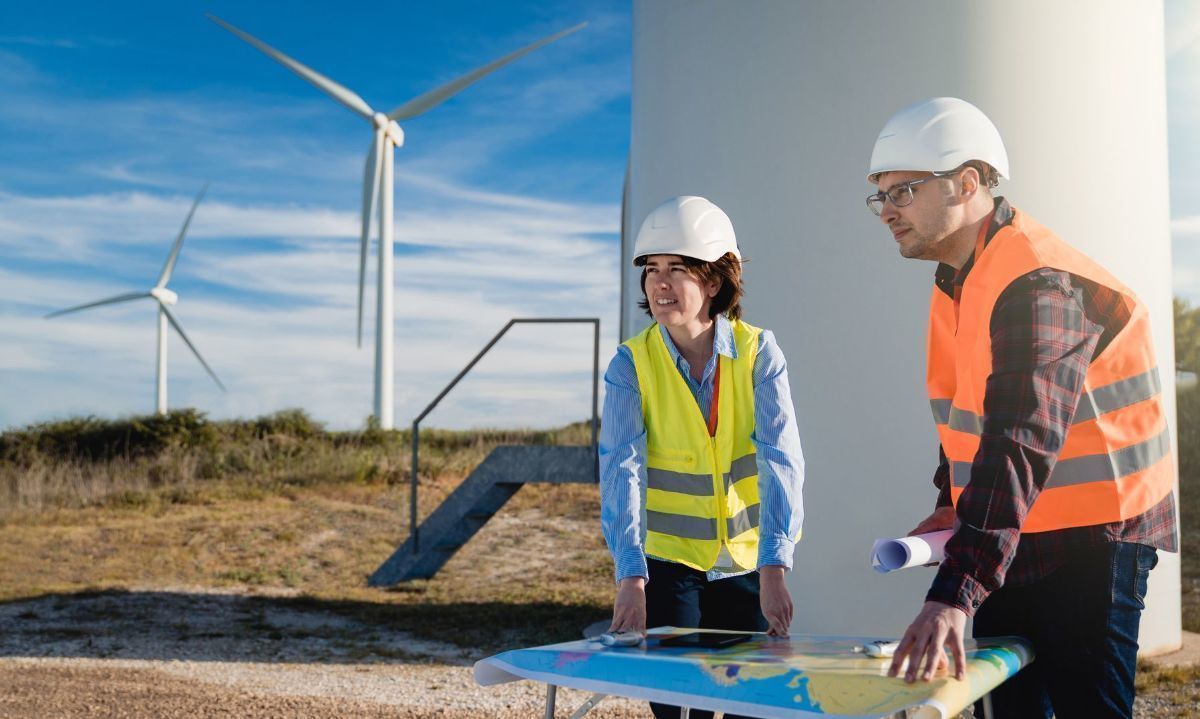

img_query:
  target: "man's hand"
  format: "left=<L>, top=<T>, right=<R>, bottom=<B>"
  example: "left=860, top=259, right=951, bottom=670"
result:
left=888, top=601, right=967, bottom=683
left=759, top=566, right=792, bottom=636
left=610, top=576, right=647, bottom=634
left=908, top=506, right=956, bottom=536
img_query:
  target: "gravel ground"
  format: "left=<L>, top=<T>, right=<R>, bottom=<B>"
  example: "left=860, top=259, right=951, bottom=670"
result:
left=1135, top=689, right=1200, bottom=719
left=0, top=660, right=646, bottom=718
left=0, top=588, right=643, bottom=718
left=0, top=589, right=1194, bottom=718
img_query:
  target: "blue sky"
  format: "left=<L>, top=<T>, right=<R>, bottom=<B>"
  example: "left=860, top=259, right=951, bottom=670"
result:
left=4, top=1, right=1200, bottom=432
left=1167, top=0, right=1200, bottom=302
left=0, top=0, right=629, bottom=430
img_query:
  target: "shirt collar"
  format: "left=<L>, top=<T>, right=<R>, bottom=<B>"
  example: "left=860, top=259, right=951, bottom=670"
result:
left=657, top=314, right=738, bottom=365
left=934, top=196, right=1013, bottom=296
left=714, top=314, right=737, bottom=359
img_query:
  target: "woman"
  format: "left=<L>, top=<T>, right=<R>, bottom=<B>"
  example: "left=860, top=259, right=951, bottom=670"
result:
left=599, top=195, right=805, bottom=719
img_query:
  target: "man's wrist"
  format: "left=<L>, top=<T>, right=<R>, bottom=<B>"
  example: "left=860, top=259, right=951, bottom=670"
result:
left=926, top=569, right=987, bottom=617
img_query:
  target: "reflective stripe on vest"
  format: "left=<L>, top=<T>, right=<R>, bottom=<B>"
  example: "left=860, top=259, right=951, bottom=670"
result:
left=626, top=319, right=763, bottom=571
left=931, top=368, right=1163, bottom=435
left=647, top=452, right=759, bottom=496
left=949, top=427, right=1172, bottom=489
left=926, top=208, right=1177, bottom=533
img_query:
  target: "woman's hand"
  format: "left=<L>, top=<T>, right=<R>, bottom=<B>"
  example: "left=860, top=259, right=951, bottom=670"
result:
left=610, top=576, right=647, bottom=634
left=759, top=565, right=792, bottom=636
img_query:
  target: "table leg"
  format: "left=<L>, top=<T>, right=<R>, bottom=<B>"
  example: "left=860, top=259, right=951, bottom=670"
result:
left=979, top=693, right=994, bottom=719
left=544, top=684, right=557, bottom=719
left=566, top=693, right=606, bottom=719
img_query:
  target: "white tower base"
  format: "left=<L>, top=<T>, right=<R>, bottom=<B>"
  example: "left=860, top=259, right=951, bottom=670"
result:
left=627, top=0, right=1181, bottom=654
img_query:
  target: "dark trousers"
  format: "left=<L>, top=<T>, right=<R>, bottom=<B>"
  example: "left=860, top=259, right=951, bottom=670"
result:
left=645, top=557, right=768, bottom=719
left=972, top=542, right=1158, bottom=719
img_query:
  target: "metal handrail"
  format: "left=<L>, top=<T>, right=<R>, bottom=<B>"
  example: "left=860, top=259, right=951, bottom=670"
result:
left=409, top=317, right=600, bottom=552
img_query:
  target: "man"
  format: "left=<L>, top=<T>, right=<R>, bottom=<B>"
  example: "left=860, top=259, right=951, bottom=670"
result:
left=866, top=97, right=1178, bottom=718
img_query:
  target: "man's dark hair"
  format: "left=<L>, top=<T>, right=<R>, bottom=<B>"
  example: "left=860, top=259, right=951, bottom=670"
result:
left=961, top=160, right=1000, bottom=189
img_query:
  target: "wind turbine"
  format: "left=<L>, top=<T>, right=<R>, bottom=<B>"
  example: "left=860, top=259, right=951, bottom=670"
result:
left=46, top=186, right=225, bottom=415
left=207, top=14, right=585, bottom=430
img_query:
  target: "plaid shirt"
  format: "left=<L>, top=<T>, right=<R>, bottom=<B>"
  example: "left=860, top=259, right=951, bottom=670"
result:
left=925, top=198, right=1179, bottom=616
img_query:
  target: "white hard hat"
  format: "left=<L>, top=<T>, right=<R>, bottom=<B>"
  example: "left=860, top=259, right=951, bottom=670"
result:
left=867, top=97, right=1009, bottom=183
left=632, top=196, right=740, bottom=264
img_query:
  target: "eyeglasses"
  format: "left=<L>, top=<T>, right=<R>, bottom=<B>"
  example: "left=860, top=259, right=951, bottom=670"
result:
left=865, top=173, right=951, bottom=216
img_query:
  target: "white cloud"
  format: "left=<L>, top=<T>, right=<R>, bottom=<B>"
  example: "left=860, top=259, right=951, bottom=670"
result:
left=1172, top=266, right=1200, bottom=313
left=1172, top=214, right=1200, bottom=238
left=1167, top=0, right=1200, bottom=58
left=78, top=161, right=180, bottom=189
left=0, top=18, right=627, bottom=432
left=1, top=180, right=620, bottom=431
left=0, top=49, right=44, bottom=87
left=0, top=35, right=124, bottom=49
left=0, top=27, right=625, bottom=199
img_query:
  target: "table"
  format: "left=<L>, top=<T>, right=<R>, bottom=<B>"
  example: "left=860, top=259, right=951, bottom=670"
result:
left=475, top=627, right=1033, bottom=719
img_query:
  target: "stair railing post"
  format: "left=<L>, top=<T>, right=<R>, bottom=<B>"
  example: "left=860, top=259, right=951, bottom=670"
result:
left=591, top=318, right=600, bottom=482
left=411, top=420, right=420, bottom=553
left=403, top=317, right=601, bottom=560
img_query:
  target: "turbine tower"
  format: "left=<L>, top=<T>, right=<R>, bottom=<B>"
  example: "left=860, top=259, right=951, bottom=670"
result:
left=625, top=0, right=1179, bottom=652
left=207, top=14, right=585, bottom=430
left=46, top=186, right=225, bottom=414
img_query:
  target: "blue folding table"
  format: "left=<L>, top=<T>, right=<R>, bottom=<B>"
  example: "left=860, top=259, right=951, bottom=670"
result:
left=475, top=628, right=1032, bottom=719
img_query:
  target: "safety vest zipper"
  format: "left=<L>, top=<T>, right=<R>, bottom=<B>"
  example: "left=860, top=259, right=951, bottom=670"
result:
left=711, top=435, right=727, bottom=544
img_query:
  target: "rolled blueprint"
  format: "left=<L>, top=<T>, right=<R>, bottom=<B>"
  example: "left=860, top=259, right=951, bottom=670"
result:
left=870, top=530, right=954, bottom=574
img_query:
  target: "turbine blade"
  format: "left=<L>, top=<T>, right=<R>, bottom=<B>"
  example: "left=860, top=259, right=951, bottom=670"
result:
left=386, top=22, right=586, bottom=121
left=156, top=184, right=207, bottom=288
left=162, top=306, right=226, bottom=392
left=45, top=292, right=150, bottom=319
left=359, top=130, right=384, bottom=348
left=207, top=14, right=375, bottom=120
left=620, top=155, right=630, bottom=251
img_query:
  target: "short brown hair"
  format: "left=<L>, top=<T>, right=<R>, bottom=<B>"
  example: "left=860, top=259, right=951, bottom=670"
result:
left=960, top=160, right=1000, bottom=189
left=635, top=252, right=744, bottom=320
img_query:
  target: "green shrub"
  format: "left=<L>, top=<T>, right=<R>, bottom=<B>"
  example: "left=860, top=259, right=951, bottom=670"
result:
left=1178, top=384, right=1200, bottom=479
left=0, top=409, right=597, bottom=515
left=251, top=409, right=325, bottom=440
left=0, top=410, right=219, bottom=464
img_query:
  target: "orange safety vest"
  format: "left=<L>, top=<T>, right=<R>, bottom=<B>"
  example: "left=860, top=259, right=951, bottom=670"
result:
left=927, top=208, right=1176, bottom=533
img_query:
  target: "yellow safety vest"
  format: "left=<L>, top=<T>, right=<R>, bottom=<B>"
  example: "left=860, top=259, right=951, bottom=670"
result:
left=625, top=318, right=762, bottom=571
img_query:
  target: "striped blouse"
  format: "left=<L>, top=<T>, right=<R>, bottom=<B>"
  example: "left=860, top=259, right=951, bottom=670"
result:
left=599, top=314, right=806, bottom=582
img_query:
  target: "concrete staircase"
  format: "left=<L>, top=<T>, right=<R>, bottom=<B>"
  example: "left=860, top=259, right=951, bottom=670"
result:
left=368, top=445, right=596, bottom=586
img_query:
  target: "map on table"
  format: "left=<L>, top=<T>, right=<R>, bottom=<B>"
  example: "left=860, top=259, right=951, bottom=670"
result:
left=475, top=628, right=1033, bottom=719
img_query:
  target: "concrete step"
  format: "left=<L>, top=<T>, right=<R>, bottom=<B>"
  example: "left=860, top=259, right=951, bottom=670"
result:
left=368, top=445, right=596, bottom=587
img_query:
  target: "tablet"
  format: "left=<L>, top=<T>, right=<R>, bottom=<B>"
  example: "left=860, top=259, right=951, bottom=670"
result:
left=657, top=632, right=752, bottom=649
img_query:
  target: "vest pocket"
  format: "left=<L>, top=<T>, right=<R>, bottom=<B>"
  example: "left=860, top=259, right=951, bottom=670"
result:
left=647, top=447, right=696, bottom=467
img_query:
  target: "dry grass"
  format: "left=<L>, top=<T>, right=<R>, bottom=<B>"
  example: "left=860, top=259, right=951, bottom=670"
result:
left=0, top=474, right=611, bottom=652
left=1136, top=660, right=1200, bottom=715
left=1178, top=387, right=1200, bottom=634
left=0, top=403, right=1195, bottom=654
left=0, top=409, right=593, bottom=516
left=1184, top=467, right=1200, bottom=634
left=0, top=410, right=606, bottom=651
